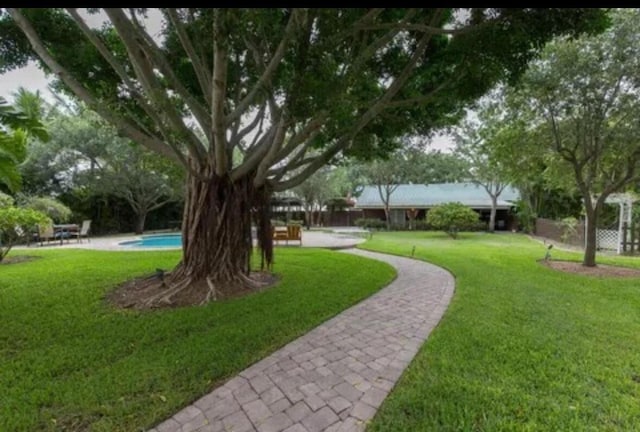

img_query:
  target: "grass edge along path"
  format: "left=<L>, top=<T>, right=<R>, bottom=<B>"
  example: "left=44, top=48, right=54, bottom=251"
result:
left=0, top=247, right=395, bottom=432
left=359, top=232, right=640, bottom=432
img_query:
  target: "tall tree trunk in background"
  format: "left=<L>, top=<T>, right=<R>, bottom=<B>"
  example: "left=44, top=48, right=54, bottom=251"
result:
left=134, top=210, right=147, bottom=235
left=383, top=204, right=391, bottom=230
left=488, top=195, right=498, bottom=232
left=303, top=204, right=312, bottom=229
left=583, top=207, right=598, bottom=267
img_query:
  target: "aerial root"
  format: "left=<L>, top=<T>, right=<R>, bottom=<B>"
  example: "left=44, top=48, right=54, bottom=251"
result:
left=143, top=276, right=192, bottom=307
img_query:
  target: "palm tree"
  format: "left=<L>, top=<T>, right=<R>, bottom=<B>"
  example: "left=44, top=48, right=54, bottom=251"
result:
left=0, top=89, right=48, bottom=191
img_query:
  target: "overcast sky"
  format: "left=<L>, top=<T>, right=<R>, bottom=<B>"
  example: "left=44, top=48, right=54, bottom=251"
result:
left=0, top=9, right=455, bottom=152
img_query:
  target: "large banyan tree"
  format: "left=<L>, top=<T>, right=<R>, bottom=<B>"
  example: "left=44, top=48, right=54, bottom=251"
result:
left=0, top=8, right=607, bottom=306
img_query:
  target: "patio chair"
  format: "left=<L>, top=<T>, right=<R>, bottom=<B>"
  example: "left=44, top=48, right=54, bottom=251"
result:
left=38, top=224, right=54, bottom=246
left=271, top=224, right=302, bottom=246
left=286, top=224, right=302, bottom=246
left=71, top=220, right=92, bottom=243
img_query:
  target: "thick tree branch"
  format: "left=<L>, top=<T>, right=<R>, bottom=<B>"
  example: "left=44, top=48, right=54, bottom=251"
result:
left=547, top=109, right=578, bottom=165
left=229, top=102, right=267, bottom=149
left=269, top=145, right=316, bottom=181
left=128, top=9, right=213, bottom=136
left=165, top=8, right=212, bottom=106
left=212, top=10, right=229, bottom=175
left=600, top=159, right=640, bottom=198
left=273, top=112, right=329, bottom=163
left=254, top=116, right=287, bottom=186
left=148, top=197, right=177, bottom=212
left=272, top=137, right=348, bottom=191
left=354, top=17, right=494, bottom=36
left=387, top=72, right=460, bottom=109
left=65, top=9, right=138, bottom=97
left=347, top=9, right=421, bottom=77
left=104, top=9, right=207, bottom=164
left=7, top=8, right=182, bottom=166
left=226, top=9, right=303, bottom=125
left=66, top=8, right=179, bottom=148
left=229, top=126, right=276, bottom=180
left=349, top=29, right=439, bottom=140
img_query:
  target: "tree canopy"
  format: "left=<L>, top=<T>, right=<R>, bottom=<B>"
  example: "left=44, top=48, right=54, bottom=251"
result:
left=502, top=8, right=640, bottom=266
left=1, top=9, right=609, bottom=189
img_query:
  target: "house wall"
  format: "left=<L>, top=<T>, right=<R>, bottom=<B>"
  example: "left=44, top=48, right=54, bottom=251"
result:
left=475, top=209, right=516, bottom=231
left=323, top=210, right=364, bottom=226
left=362, top=209, right=387, bottom=220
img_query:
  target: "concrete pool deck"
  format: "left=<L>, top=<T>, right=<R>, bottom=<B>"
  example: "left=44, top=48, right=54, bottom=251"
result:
left=15, top=228, right=370, bottom=252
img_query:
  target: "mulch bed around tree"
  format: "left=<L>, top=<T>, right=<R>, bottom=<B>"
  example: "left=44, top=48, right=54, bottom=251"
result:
left=1, top=256, right=41, bottom=265
left=540, top=259, right=640, bottom=278
left=106, top=271, right=280, bottom=310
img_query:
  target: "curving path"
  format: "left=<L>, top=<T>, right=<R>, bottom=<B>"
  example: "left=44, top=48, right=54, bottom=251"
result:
left=150, top=249, right=454, bottom=432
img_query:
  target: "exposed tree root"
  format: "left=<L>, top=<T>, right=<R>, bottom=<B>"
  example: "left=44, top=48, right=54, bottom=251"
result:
left=106, top=270, right=280, bottom=310
left=142, top=276, right=191, bottom=307
left=204, top=277, right=218, bottom=304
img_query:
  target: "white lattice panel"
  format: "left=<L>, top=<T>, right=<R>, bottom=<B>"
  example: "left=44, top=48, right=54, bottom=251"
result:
left=597, top=229, right=619, bottom=250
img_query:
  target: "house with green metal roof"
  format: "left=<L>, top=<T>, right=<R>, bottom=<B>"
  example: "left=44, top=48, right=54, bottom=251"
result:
left=355, top=182, right=520, bottom=230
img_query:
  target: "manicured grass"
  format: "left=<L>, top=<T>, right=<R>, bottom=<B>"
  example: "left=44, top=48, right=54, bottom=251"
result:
left=361, top=232, right=640, bottom=432
left=0, top=248, right=395, bottom=432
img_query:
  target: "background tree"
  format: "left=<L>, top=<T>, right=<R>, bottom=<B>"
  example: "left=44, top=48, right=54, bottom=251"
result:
left=426, top=201, right=479, bottom=239
left=19, top=196, right=72, bottom=223
left=508, top=9, right=640, bottom=266
left=21, top=107, right=184, bottom=234
left=293, top=166, right=347, bottom=228
left=403, top=147, right=469, bottom=184
left=1, top=8, right=609, bottom=305
left=90, top=138, right=184, bottom=234
left=454, top=96, right=513, bottom=232
left=488, top=118, right=584, bottom=232
left=355, top=150, right=412, bottom=229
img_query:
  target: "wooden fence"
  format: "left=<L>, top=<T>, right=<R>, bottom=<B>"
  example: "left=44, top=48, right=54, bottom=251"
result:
left=535, top=218, right=585, bottom=247
left=621, top=222, right=640, bottom=254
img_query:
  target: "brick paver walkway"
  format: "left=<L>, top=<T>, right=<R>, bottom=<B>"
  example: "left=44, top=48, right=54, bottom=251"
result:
left=150, top=249, right=454, bottom=432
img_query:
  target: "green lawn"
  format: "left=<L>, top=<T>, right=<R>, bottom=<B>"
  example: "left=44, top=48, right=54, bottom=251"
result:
left=361, top=232, right=640, bottom=432
left=0, top=248, right=395, bottom=432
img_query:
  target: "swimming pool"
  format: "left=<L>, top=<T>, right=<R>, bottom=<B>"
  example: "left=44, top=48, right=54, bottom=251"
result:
left=119, top=233, right=182, bottom=248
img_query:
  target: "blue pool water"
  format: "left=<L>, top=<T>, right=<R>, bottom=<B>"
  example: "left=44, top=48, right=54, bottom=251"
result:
left=119, top=233, right=182, bottom=248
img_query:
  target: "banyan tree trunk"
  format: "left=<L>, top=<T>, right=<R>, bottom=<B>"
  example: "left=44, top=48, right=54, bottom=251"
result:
left=146, top=172, right=273, bottom=307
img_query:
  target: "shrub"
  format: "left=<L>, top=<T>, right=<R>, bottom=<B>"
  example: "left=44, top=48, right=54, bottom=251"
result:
left=471, top=220, right=489, bottom=232
left=21, top=196, right=72, bottom=223
left=390, top=223, right=408, bottom=231
left=513, top=199, right=536, bottom=233
left=354, top=218, right=386, bottom=230
left=413, top=219, right=432, bottom=231
left=0, top=206, right=51, bottom=262
left=0, top=192, right=14, bottom=208
left=426, top=202, right=480, bottom=239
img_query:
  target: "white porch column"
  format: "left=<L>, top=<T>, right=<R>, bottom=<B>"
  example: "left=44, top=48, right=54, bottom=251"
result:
left=617, top=202, right=624, bottom=254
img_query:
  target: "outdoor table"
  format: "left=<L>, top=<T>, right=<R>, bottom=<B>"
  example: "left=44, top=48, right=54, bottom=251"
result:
left=53, top=224, right=79, bottom=245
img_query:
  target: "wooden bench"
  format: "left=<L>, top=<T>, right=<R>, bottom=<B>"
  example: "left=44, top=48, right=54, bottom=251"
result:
left=272, top=224, right=302, bottom=246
